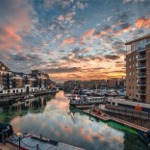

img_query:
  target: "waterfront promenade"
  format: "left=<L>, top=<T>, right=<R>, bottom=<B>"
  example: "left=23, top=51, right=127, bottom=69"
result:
left=0, top=143, right=18, bottom=150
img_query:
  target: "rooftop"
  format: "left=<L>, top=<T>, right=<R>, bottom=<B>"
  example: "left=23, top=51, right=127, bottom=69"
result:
left=125, top=34, right=150, bottom=45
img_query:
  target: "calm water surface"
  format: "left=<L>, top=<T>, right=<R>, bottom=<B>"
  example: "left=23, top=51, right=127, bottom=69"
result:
left=0, top=91, right=149, bottom=150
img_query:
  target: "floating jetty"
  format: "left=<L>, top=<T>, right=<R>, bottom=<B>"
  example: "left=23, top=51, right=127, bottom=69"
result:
left=83, top=109, right=149, bottom=132
left=76, top=105, right=93, bottom=109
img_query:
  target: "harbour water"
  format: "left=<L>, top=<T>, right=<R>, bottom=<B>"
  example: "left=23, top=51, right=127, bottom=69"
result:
left=0, top=91, right=149, bottom=150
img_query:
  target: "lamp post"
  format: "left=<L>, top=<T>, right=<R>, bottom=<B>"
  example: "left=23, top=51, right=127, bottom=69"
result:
left=16, top=132, right=22, bottom=150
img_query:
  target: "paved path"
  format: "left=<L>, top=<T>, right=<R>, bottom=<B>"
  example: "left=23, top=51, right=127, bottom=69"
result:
left=0, top=143, right=18, bottom=150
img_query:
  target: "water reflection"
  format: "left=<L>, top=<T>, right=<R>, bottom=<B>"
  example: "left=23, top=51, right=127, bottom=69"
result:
left=7, top=95, right=53, bottom=112
left=6, top=91, right=149, bottom=150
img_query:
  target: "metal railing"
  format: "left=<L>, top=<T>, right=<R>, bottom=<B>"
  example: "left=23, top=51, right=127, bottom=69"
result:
left=137, top=90, right=146, bottom=94
left=137, top=64, right=146, bottom=69
left=137, top=46, right=146, bottom=52
left=138, top=55, right=146, bottom=60
left=105, top=105, right=150, bottom=120
left=137, top=72, right=146, bottom=76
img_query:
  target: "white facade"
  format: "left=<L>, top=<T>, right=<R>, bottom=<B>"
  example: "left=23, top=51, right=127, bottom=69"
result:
left=0, top=86, right=39, bottom=94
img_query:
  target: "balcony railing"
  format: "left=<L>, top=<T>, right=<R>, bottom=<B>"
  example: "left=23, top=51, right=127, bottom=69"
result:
left=137, top=55, right=146, bottom=60
left=137, top=64, right=146, bottom=69
left=137, top=82, right=146, bottom=86
left=137, top=90, right=146, bottom=95
left=137, top=72, right=146, bottom=77
left=137, top=72, right=146, bottom=76
left=137, top=46, right=146, bottom=52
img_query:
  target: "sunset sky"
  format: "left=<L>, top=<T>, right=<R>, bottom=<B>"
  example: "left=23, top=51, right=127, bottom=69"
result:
left=0, top=0, right=150, bottom=82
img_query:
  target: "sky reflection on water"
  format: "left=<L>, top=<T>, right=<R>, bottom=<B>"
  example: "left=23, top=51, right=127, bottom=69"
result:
left=10, top=91, right=148, bottom=150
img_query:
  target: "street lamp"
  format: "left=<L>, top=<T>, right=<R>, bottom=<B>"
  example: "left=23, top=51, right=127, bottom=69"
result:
left=16, top=132, right=23, bottom=150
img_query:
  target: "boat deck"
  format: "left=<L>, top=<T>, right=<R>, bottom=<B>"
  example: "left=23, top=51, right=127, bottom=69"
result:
left=83, top=110, right=149, bottom=132
left=8, top=135, right=84, bottom=150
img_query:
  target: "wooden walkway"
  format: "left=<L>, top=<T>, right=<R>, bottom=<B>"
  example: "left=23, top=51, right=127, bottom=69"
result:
left=83, top=110, right=149, bottom=132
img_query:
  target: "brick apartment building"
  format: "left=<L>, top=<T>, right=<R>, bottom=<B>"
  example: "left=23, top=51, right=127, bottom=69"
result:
left=0, top=62, right=52, bottom=94
left=125, top=34, right=150, bottom=104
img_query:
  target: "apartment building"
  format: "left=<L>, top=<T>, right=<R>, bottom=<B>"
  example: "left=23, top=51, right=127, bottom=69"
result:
left=0, top=62, right=12, bottom=92
left=0, top=62, right=51, bottom=94
left=31, top=70, right=51, bottom=90
left=125, top=34, right=150, bottom=104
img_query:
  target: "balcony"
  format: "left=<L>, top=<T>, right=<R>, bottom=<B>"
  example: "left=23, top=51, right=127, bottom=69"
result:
left=137, top=46, right=146, bottom=52
left=137, top=72, right=146, bottom=78
left=137, top=55, right=146, bottom=61
left=137, top=82, right=146, bottom=86
left=137, top=64, right=146, bottom=69
left=137, top=90, right=146, bottom=95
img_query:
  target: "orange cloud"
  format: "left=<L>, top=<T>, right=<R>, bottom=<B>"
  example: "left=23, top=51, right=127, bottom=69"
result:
left=84, top=29, right=95, bottom=37
left=114, top=26, right=132, bottom=36
left=135, top=17, right=150, bottom=28
left=84, top=134, right=93, bottom=142
left=93, top=133, right=105, bottom=141
left=62, top=37, right=75, bottom=45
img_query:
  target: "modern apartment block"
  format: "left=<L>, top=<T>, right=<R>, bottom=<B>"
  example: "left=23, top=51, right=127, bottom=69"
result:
left=125, top=34, right=150, bottom=104
left=0, top=61, right=52, bottom=95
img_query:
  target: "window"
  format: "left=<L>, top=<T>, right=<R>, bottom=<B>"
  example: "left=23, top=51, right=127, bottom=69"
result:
left=2, top=67, right=5, bottom=70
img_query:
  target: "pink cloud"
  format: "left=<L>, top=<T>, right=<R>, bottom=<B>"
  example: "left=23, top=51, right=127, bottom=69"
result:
left=65, top=12, right=75, bottom=22
left=4, top=26, right=22, bottom=42
left=0, top=0, right=34, bottom=53
left=61, top=37, right=76, bottom=45
left=58, top=15, right=65, bottom=21
left=80, top=29, right=95, bottom=44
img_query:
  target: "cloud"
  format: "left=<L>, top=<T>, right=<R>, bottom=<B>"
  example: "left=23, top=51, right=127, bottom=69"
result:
left=62, top=37, right=76, bottom=45
left=43, top=67, right=81, bottom=74
left=76, top=1, right=88, bottom=10
left=0, top=0, right=34, bottom=52
left=84, top=29, right=95, bottom=37
left=135, top=17, right=150, bottom=28
left=66, top=12, right=76, bottom=22
left=58, top=15, right=65, bottom=21
left=112, top=41, right=124, bottom=50
left=80, top=29, right=95, bottom=44
left=123, top=0, right=144, bottom=3
left=10, top=53, right=28, bottom=62
left=43, top=0, right=72, bottom=9
left=104, top=55, right=120, bottom=60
